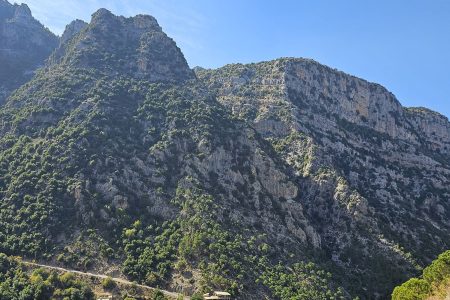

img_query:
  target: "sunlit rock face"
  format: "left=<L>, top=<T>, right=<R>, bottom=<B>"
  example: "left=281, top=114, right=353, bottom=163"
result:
left=197, top=57, right=450, bottom=297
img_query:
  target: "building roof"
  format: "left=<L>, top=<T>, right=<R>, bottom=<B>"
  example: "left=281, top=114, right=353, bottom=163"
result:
left=96, top=293, right=113, bottom=300
left=214, top=291, right=231, bottom=296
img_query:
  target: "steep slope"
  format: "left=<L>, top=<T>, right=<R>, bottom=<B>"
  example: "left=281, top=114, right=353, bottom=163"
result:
left=0, top=0, right=58, bottom=104
left=197, top=59, right=450, bottom=297
left=0, top=10, right=344, bottom=300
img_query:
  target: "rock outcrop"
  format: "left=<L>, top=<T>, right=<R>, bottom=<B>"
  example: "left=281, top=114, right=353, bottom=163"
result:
left=60, top=19, right=88, bottom=44
left=0, top=0, right=58, bottom=104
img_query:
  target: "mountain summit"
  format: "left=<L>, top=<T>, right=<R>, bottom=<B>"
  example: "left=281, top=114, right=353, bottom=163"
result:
left=50, top=8, right=194, bottom=82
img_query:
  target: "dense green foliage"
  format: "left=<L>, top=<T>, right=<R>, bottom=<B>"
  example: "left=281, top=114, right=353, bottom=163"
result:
left=151, top=289, right=167, bottom=300
left=0, top=253, right=94, bottom=300
left=122, top=184, right=253, bottom=294
left=260, top=262, right=345, bottom=300
left=101, top=276, right=116, bottom=290
left=392, top=250, right=450, bottom=300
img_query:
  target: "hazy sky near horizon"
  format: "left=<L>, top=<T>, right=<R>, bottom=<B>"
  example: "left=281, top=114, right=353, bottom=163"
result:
left=17, top=0, right=450, bottom=118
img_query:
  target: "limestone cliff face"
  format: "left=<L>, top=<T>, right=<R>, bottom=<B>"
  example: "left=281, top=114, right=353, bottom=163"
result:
left=197, top=58, right=450, bottom=297
left=0, top=0, right=58, bottom=104
left=198, top=58, right=450, bottom=153
left=406, top=107, right=450, bottom=154
left=284, top=59, right=450, bottom=154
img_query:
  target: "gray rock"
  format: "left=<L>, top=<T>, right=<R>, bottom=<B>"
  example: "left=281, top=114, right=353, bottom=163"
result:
left=0, top=0, right=58, bottom=104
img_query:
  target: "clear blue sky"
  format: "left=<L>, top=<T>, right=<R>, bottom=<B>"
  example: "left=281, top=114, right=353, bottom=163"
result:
left=17, top=0, right=450, bottom=118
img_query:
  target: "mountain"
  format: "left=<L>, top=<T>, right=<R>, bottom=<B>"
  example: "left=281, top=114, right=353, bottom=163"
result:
left=0, top=0, right=58, bottom=104
left=0, top=3, right=450, bottom=300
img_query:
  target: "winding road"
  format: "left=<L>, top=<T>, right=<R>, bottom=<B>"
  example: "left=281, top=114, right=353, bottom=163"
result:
left=22, top=260, right=189, bottom=299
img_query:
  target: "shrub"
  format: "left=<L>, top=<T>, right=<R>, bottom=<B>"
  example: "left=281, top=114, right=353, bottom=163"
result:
left=59, top=272, right=76, bottom=286
left=101, top=276, right=116, bottom=290
left=191, top=293, right=203, bottom=300
left=392, top=278, right=430, bottom=300
left=152, top=289, right=167, bottom=300
left=392, top=250, right=450, bottom=300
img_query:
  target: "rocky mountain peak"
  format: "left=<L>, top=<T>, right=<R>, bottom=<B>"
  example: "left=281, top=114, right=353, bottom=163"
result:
left=91, top=7, right=114, bottom=19
left=197, top=57, right=450, bottom=154
left=60, top=19, right=88, bottom=44
left=90, top=8, right=160, bottom=30
left=282, top=58, right=450, bottom=153
left=132, top=14, right=161, bottom=31
left=0, top=1, right=35, bottom=25
left=0, top=0, right=58, bottom=104
left=51, top=9, right=194, bottom=82
left=88, top=8, right=162, bottom=39
left=13, top=3, right=32, bottom=20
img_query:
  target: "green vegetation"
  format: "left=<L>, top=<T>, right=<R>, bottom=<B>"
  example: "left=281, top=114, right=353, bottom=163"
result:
left=0, top=61, right=376, bottom=298
left=392, top=250, right=450, bottom=300
left=101, top=276, right=116, bottom=290
left=0, top=253, right=94, bottom=300
left=151, top=289, right=167, bottom=300
left=190, top=294, right=203, bottom=300
left=122, top=183, right=254, bottom=294
left=260, top=262, right=345, bottom=300
left=122, top=179, right=343, bottom=298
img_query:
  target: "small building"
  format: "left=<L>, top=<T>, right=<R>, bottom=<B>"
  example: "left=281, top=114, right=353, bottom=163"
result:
left=203, top=291, right=231, bottom=300
left=97, top=293, right=113, bottom=300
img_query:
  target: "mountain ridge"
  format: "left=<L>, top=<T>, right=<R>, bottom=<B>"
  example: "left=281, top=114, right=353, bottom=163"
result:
left=197, top=57, right=450, bottom=147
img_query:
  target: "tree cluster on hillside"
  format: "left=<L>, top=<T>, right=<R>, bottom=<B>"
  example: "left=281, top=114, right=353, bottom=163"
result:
left=392, top=250, right=450, bottom=300
left=0, top=253, right=94, bottom=300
